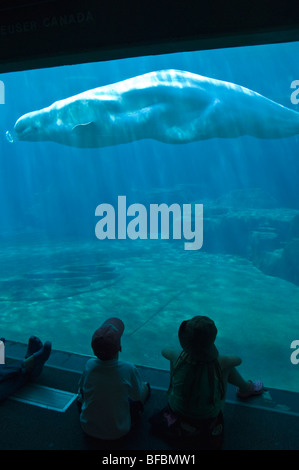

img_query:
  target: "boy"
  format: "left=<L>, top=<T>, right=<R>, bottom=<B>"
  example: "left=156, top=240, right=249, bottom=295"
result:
left=78, top=317, right=150, bottom=440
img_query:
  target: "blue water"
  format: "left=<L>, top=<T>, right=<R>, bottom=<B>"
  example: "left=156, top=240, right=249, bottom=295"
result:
left=1, top=42, right=299, bottom=392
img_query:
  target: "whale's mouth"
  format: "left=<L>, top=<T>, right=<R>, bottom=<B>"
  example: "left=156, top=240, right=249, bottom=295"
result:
left=7, top=122, right=38, bottom=142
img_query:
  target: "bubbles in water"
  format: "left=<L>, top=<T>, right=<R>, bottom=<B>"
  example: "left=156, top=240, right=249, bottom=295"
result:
left=5, top=130, right=14, bottom=143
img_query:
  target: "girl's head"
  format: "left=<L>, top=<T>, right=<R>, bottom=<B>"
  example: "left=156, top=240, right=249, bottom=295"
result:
left=178, top=315, right=218, bottom=361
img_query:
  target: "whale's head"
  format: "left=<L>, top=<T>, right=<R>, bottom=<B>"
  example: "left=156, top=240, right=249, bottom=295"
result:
left=7, top=100, right=95, bottom=147
left=12, top=109, right=52, bottom=142
left=7, top=95, right=115, bottom=148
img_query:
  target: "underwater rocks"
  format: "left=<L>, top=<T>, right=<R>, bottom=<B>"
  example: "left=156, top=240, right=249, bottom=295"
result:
left=201, top=189, right=299, bottom=287
left=260, top=238, right=299, bottom=286
left=213, top=188, right=278, bottom=209
left=0, top=263, right=121, bottom=302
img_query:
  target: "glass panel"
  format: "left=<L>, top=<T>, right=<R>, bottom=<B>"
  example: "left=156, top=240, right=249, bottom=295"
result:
left=1, top=42, right=299, bottom=392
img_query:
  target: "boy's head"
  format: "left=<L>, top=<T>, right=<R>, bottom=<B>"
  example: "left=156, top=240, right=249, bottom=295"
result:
left=178, top=315, right=218, bottom=360
left=91, top=317, right=124, bottom=360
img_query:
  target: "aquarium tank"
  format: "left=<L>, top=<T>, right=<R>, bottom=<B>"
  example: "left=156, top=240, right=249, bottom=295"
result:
left=1, top=41, right=299, bottom=394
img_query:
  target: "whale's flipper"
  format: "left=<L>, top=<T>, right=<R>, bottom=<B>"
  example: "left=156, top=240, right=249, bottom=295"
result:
left=70, top=122, right=100, bottom=147
left=71, top=122, right=97, bottom=135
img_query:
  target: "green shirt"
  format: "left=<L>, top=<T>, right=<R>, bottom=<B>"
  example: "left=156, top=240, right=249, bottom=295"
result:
left=168, top=356, right=224, bottom=420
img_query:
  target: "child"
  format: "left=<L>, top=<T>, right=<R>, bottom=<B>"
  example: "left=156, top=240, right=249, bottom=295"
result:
left=153, top=316, right=263, bottom=448
left=78, top=317, right=150, bottom=440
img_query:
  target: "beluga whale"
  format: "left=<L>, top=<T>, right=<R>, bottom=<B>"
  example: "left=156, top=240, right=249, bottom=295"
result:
left=6, top=69, right=299, bottom=148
